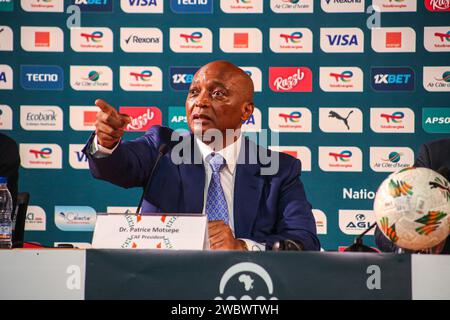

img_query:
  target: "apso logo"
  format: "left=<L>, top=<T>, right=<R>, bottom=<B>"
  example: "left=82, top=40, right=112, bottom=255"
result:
left=214, top=262, right=278, bottom=300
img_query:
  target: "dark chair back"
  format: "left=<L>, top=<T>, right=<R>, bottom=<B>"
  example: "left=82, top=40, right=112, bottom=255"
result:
left=12, top=192, right=29, bottom=247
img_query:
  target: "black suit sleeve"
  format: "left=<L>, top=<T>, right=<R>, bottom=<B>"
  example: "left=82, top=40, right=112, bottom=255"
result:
left=0, top=134, right=20, bottom=210
left=414, top=143, right=431, bottom=168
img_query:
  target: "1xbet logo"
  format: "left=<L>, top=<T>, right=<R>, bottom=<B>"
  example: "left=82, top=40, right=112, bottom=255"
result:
left=169, top=67, right=199, bottom=91
left=71, top=0, right=113, bottom=12
left=371, top=67, right=415, bottom=91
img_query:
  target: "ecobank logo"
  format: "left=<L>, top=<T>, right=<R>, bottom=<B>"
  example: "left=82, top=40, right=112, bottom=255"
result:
left=20, top=105, right=63, bottom=131
left=120, top=28, right=162, bottom=53
left=71, top=0, right=113, bottom=12
left=319, top=147, right=363, bottom=172
left=220, top=0, right=263, bottom=13
left=170, top=0, right=213, bottom=13
left=369, top=147, right=414, bottom=172
left=55, top=206, right=97, bottom=232
left=120, top=66, right=162, bottom=91
left=422, top=108, right=450, bottom=133
left=121, top=0, right=164, bottom=13
left=20, top=143, right=63, bottom=169
left=21, top=26, right=64, bottom=52
left=71, top=27, right=113, bottom=52
left=270, top=0, right=314, bottom=13
left=20, top=65, right=64, bottom=91
left=170, top=28, right=213, bottom=53
left=370, top=108, right=415, bottom=133
left=319, top=67, right=363, bottom=92
left=371, top=67, right=415, bottom=91
left=321, top=0, right=365, bottom=13
left=21, top=0, right=64, bottom=12
left=269, top=146, right=312, bottom=172
left=269, top=28, right=313, bottom=53
left=372, top=0, right=417, bottom=12
left=268, top=107, right=312, bottom=132
left=320, top=28, right=364, bottom=53
left=424, top=27, right=450, bottom=52
left=0, top=26, right=13, bottom=51
left=70, top=66, right=113, bottom=91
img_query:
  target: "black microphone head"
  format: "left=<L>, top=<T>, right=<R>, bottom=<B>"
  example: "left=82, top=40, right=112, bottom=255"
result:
left=158, top=144, right=169, bottom=155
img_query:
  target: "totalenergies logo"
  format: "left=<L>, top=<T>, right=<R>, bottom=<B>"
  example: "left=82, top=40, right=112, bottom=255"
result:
left=330, top=71, right=353, bottom=82
left=279, top=111, right=302, bottom=123
left=435, top=31, right=450, bottom=42
left=130, top=70, right=153, bottom=82
left=29, top=148, right=52, bottom=159
left=236, top=0, right=252, bottom=3
left=215, top=262, right=278, bottom=300
left=81, top=31, right=103, bottom=43
left=329, top=150, right=352, bottom=162
left=280, top=32, right=303, bottom=43
left=381, top=112, right=404, bottom=123
left=180, top=32, right=203, bottom=43
left=382, top=152, right=402, bottom=163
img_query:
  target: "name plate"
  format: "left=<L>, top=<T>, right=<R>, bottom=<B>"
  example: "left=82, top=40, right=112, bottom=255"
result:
left=91, top=213, right=208, bottom=250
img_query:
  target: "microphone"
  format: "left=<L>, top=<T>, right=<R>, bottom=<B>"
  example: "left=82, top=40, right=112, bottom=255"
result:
left=269, top=239, right=304, bottom=251
left=136, top=144, right=169, bottom=215
left=344, top=223, right=378, bottom=252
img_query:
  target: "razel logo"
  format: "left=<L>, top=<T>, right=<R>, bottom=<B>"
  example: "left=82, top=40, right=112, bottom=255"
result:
left=169, top=66, right=200, bottom=91
left=320, top=28, right=364, bottom=53
left=371, top=67, right=415, bottom=91
left=71, top=0, right=113, bottom=12
left=425, top=0, right=450, bottom=11
left=120, top=28, right=162, bottom=53
left=20, top=143, right=63, bottom=169
left=120, top=0, right=164, bottom=13
left=319, top=146, right=363, bottom=172
left=268, top=107, right=312, bottom=132
left=269, top=67, right=312, bottom=92
left=424, top=27, right=450, bottom=52
left=270, top=0, right=314, bottom=13
left=370, top=108, right=415, bottom=133
left=69, top=144, right=89, bottom=169
left=119, top=107, right=162, bottom=132
left=71, top=27, right=113, bottom=52
left=170, top=0, right=213, bottom=13
left=21, top=0, right=64, bottom=12
left=120, top=66, right=162, bottom=91
left=20, top=65, right=64, bottom=91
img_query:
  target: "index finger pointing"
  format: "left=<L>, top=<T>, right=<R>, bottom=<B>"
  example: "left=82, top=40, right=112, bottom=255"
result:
left=95, top=99, right=117, bottom=115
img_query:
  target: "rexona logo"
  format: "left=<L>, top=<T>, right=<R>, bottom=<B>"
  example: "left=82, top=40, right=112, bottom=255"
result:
left=25, top=206, right=46, bottom=231
left=168, top=106, right=189, bottom=131
left=269, top=146, right=312, bottom=172
left=0, top=64, right=13, bottom=90
left=170, top=66, right=200, bottom=91
left=371, top=27, right=416, bottom=53
left=20, top=65, right=63, bottom=91
left=69, top=105, right=100, bottom=131
left=119, top=107, right=162, bottom=132
left=70, top=66, right=113, bottom=91
left=269, top=67, right=312, bottom=92
left=370, top=108, right=415, bottom=133
left=20, top=26, right=64, bottom=52
left=120, top=0, right=164, bottom=13
left=120, top=66, right=162, bottom=91
left=370, top=147, right=414, bottom=172
left=220, top=28, right=263, bottom=53
left=120, top=28, right=163, bottom=53
left=319, top=67, right=363, bottom=92
left=240, top=67, right=262, bottom=92
left=424, top=27, right=450, bottom=52
left=321, top=0, right=365, bottom=13
left=312, top=209, right=327, bottom=235
left=425, top=0, right=450, bottom=11
left=0, top=26, right=13, bottom=51
left=268, top=107, right=312, bottom=132
left=422, top=108, right=450, bottom=133
left=319, top=146, right=363, bottom=172
left=170, top=28, right=213, bottom=53
left=269, top=28, right=313, bottom=53
left=220, top=0, right=264, bottom=13
left=214, top=262, right=278, bottom=300
left=20, top=105, right=63, bottom=131
left=371, top=67, right=415, bottom=91
left=55, top=206, right=97, bottom=232
left=423, top=66, right=450, bottom=92
left=70, top=27, right=113, bottom=52
left=20, top=143, right=63, bottom=169
left=319, top=107, right=363, bottom=133
left=71, top=0, right=113, bottom=12
left=339, top=210, right=376, bottom=236
left=320, top=28, right=364, bottom=53
left=270, top=0, right=314, bottom=13
left=372, top=0, right=417, bottom=11
left=0, top=0, right=13, bottom=11
left=0, top=105, right=13, bottom=130
left=242, top=107, right=262, bottom=132
left=170, top=0, right=213, bottom=13
left=21, top=0, right=64, bottom=12
left=69, top=144, right=89, bottom=169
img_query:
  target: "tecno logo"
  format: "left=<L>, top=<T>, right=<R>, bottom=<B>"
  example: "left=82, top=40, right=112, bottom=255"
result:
left=120, top=0, right=164, bottom=13
left=170, top=0, right=213, bottom=13
left=120, top=28, right=163, bottom=53
left=20, top=65, right=64, bottom=91
left=320, top=28, right=364, bottom=53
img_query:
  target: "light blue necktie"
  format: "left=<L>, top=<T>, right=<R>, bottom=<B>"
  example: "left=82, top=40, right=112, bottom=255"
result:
left=205, top=153, right=229, bottom=224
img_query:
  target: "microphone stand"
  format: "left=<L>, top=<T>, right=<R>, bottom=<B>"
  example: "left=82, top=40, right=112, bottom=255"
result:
left=344, top=223, right=378, bottom=252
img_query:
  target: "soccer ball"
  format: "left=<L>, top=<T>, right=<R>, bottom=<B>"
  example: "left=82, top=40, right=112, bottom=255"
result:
left=374, top=167, right=450, bottom=251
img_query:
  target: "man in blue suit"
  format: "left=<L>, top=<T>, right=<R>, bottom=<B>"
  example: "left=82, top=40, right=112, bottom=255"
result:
left=84, top=61, right=320, bottom=251
left=375, top=138, right=450, bottom=254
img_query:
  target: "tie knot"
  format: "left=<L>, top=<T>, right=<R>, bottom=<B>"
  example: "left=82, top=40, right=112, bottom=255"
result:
left=208, top=153, right=226, bottom=172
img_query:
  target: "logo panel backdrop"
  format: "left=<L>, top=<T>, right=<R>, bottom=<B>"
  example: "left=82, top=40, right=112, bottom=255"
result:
left=0, top=0, right=449, bottom=250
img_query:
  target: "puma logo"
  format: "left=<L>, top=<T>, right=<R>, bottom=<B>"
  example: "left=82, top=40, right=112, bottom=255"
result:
left=329, top=110, right=353, bottom=130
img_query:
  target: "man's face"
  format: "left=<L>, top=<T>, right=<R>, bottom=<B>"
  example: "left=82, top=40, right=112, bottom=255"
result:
left=185, top=63, right=253, bottom=136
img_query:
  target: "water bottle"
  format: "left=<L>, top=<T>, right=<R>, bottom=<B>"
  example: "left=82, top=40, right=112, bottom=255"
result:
left=0, top=177, right=13, bottom=249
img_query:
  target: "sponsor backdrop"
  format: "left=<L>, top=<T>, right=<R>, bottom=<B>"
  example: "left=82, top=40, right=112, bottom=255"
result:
left=0, top=0, right=449, bottom=250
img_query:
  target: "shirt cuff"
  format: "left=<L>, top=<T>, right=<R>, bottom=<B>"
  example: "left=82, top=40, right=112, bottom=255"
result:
left=240, top=239, right=266, bottom=252
left=90, top=134, right=120, bottom=158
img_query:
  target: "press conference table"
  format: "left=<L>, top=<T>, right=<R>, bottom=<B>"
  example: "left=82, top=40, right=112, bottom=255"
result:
left=0, top=249, right=449, bottom=300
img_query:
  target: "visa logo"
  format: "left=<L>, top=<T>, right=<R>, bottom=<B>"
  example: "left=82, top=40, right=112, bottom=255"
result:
left=243, top=115, right=256, bottom=125
left=128, top=0, right=158, bottom=5
left=327, top=34, right=358, bottom=46
left=0, top=72, right=6, bottom=82
left=75, top=151, right=88, bottom=162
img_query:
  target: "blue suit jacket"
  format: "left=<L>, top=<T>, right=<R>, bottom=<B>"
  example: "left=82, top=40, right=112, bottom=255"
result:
left=375, top=138, right=450, bottom=253
left=84, top=126, right=320, bottom=250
